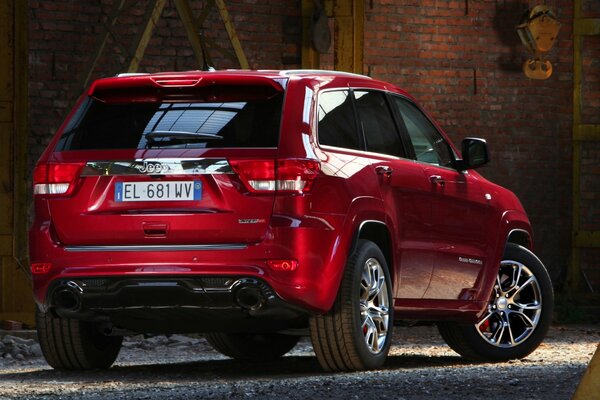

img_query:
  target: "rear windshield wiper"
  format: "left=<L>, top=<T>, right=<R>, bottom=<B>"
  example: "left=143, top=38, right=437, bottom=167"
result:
left=145, top=130, right=224, bottom=141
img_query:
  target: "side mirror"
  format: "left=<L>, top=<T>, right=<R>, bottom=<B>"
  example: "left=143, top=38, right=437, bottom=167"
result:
left=458, top=137, right=489, bottom=170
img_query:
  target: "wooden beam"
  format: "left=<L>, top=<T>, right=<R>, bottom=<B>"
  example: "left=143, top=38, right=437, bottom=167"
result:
left=574, top=230, right=600, bottom=248
left=214, top=0, right=249, bottom=69
left=0, top=0, right=14, bottom=237
left=574, top=18, right=600, bottom=36
left=569, top=0, right=583, bottom=292
left=174, top=0, right=207, bottom=69
left=301, top=0, right=319, bottom=69
left=333, top=0, right=364, bottom=74
left=574, top=124, right=600, bottom=141
left=0, top=0, right=35, bottom=325
left=195, top=0, right=215, bottom=30
left=13, top=0, right=27, bottom=262
left=128, top=0, right=168, bottom=72
left=79, top=0, right=128, bottom=91
left=353, top=0, right=364, bottom=74
left=572, top=344, right=600, bottom=400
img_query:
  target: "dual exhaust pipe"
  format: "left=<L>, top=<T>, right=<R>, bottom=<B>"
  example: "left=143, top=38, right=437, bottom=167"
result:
left=51, top=279, right=267, bottom=313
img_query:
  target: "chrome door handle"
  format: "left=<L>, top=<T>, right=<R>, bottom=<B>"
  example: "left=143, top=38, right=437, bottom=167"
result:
left=376, top=166, right=393, bottom=177
left=429, top=175, right=445, bottom=185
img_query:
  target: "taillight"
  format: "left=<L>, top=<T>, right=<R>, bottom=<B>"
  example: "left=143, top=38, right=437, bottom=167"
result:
left=229, top=159, right=320, bottom=194
left=33, top=163, right=85, bottom=196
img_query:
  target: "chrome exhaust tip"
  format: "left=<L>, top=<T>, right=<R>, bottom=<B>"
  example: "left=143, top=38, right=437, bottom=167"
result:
left=52, top=281, right=83, bottom=311
left=234, top=285, right=265, bottom=311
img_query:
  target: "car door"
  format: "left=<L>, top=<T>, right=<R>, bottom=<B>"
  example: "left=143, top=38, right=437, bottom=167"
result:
left=390, top=95, right=495, bottom=300
left=352, top=90, right=434, bottom=299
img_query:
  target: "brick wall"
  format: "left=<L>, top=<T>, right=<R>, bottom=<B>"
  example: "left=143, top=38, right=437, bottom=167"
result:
left=28, top=0, right=301, bottom=169
left=28, top=0, right=598, bottom=288
left=363, top=0, right=576, bottom=285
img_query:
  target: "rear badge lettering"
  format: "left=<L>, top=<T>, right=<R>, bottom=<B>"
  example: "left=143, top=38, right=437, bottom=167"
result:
left=458, top=257, right=483, bottom=265
left=238, top=219, right=266, bottom=224
left=136, top=161, right=171, bottom=174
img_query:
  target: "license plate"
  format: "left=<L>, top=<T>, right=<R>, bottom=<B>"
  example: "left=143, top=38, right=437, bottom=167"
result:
left=115, top=181, right=202, bottom=202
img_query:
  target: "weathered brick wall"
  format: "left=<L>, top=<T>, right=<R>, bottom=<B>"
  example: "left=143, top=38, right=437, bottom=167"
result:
left=28, top=0, right=301, bottom=168
left=28, top=0, right=598, bottom=288
left=363, top=0, right=576, bottom=284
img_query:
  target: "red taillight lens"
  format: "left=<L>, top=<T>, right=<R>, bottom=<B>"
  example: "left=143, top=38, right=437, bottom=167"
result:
left=267, top=259, right=298, bottom=271
left=33, top=163, right=85, bottom=196
left=31, top=263, right=52, bottom=274
left=229, top=159, right=320, bottom=194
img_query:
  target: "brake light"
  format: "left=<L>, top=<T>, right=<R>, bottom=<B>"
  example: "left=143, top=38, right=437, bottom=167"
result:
left=229, top=159, right=320, bottom=194
left=33, top=163, right=85, bottom=196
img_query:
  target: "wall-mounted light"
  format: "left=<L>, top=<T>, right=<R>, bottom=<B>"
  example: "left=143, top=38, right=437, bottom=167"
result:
left=516, top=5, right=561, bottom=80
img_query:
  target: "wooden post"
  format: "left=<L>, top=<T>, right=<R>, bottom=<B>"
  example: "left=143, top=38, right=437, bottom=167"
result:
left=0, top=0, right=34, bottom=326
left=569, top=0, right=600, bottom=293
left=128, top=0, right=168, bottom=72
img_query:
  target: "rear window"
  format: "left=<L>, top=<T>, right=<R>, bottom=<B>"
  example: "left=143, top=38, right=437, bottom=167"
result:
left=55, top=93, right=284, bottom=150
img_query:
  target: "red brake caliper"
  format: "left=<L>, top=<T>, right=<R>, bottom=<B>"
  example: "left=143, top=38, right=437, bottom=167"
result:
left=479, top=318, right=491, bottom=333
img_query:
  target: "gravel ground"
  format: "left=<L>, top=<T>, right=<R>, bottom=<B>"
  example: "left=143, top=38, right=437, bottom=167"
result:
left=0, top=324, right=598, bottom=400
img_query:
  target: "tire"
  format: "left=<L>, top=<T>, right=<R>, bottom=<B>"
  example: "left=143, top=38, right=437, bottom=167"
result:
left=438, top=243, right=554, bottom=361
left=36, top=309, right=122, bottom=370
left=206, top=332, right=300, bottom=360
left=310, top=239, right=393, bottom=371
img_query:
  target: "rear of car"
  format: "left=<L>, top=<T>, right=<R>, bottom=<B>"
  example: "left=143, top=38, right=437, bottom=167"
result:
left=30, top=72, right=350, bottom=340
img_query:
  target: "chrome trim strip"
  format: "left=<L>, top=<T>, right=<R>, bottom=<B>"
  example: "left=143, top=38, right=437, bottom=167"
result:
left=64, top=244, right=248, bottom=252
left=81, top=158, right=234, bottom=176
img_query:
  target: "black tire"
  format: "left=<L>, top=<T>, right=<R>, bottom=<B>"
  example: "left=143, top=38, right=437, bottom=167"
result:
left=206, top=332, right=300, bottom=360
left=438, top=243, right=554, bottom=361
left=36, top=309, right=122, bottom=370
left=309, top=239, right=393, bottom=371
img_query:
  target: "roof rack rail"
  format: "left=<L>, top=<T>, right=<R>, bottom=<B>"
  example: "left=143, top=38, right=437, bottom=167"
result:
left=115, top=73, right=151, bottom=78
left=279, top=69, right=372, bottom=79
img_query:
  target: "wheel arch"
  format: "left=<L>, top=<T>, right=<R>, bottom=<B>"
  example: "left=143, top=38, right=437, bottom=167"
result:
left=351, top=220, right=394, bottom=281
left=506, top=228, right=532, bottom=251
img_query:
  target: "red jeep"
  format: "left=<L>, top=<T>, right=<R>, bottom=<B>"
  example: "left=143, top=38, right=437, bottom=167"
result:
left=30, top=70, right=553, bottom=371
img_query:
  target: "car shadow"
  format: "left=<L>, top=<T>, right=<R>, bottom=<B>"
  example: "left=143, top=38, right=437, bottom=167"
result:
left=0, top=354, right=476, bottom=382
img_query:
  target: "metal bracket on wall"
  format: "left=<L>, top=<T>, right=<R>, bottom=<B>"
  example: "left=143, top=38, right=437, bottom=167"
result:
left=301, top=0, right=364, bottom=74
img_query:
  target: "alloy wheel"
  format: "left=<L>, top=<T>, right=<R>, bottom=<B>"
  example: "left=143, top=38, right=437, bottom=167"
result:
left=359, top=257, right=390, bottom=354
left=476, top=260, right=542, bottom=347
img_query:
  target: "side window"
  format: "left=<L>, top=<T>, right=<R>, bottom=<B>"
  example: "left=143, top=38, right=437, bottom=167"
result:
left=317, top=90, right=361, bottom=150
left=391, top=96, right=453, bottom=167
left=354, top=91, right=404, bottom=157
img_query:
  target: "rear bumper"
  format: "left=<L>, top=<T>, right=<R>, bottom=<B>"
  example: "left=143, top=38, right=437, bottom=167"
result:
left=29, top=215, right=350, bottom=316
left=45, top=276, right=308, bottom=334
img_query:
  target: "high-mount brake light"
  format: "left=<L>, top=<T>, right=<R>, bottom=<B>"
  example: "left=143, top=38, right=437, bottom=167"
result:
left=33, top=163, right=85, bottom=196
left=229, top=159, right=320, bottom=194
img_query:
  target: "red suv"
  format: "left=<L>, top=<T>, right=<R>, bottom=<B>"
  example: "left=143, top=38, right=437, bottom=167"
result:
left=30, top=70, right=553, bottom=371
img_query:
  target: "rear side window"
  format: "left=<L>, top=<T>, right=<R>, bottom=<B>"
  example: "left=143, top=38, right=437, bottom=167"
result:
left=317, top=90, right=361, bottom=150
left=55, top=93, right=283, bottom=150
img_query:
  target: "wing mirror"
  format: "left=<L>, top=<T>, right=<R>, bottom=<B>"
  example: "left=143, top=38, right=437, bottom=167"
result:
left=458, top=137, right=489, bottom=170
